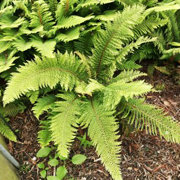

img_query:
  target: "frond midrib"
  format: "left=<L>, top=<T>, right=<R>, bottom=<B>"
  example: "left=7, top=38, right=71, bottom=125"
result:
left=90, top=99, right=114, bottom=164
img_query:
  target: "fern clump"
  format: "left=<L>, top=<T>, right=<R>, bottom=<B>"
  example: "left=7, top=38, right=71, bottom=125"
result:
left=3, top=4, right=180, bottom=180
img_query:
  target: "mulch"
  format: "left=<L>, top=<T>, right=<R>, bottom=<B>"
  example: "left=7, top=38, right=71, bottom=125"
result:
left=6, top=67, right=180, bottom=180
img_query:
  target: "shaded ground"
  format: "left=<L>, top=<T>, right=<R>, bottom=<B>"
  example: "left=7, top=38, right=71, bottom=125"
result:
left=7, top=68, right=180, bottom=180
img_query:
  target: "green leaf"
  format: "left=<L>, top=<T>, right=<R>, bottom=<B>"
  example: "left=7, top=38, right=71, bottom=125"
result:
left=40, top=170, right=46, bottom=178
left=56, top=166, right=67, bottom=180
left=71, top=154, right=87, bottom=165
left=55, top=27, right=80, bottom=42
left=48, top=159, right=59, bottom=167
left=47, top=176, right=59, bottom=180
left=37, top=162, right=45, bottom=169
left=37, top=147, right=51, bottom=157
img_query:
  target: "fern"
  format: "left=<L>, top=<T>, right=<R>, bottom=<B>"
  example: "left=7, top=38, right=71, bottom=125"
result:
left=51, top=93, right=80, bottom=158
left=119, top=98, right=180, bottom=143
left=32, top=95, right=56, bottom=118
left=80, top=99, right=121, bottom=180
left=3, top=52, right=87, bottom=105
left=29, top=0, right=54, bottom=32
left=90, top=5, right=146, bottom=80
left=0, top=118, right=16, bottom=141
left=38, top=120, right=52, bottom=147
left=2, top=3, right=180, bottom=180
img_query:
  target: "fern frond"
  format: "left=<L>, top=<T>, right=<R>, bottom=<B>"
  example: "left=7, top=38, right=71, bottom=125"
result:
left=161, top=48, right=180, bottom=59
left=0, top=118, right=16, bottom=141
left=0, top=101, right=26, bottom=117
left=80, top=99, right=122, bottom=180
left=3, top=52, right=87, bottom=105
left=32, top=95, right=57, bottom=118
left=51, top=93, right=80, bottom=158
left=0, top=41, right=11, bottom=53
left=38, top=120, right=52, bottom=147
left=0, top=50, right=19, bottom=73
left=133, top=16, right=167, bottom=38
left=48, top=0, right=58, bottom=15
left=116, top=37, right=156, bottom=64
left=90, top=5, right=146, bottom=80
left=145, top=2, right=180, bottom=16
left=119, top=98, right=180, bottom=143
left=103, top=80, right=152, bottom=110
left=29, top=0, right=54, bottom=31
left=30, top=35, right=56, bottom=58
left=109, top=70, right=146, bottom=84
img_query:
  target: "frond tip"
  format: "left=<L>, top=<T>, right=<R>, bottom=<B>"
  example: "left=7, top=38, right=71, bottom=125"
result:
left=80, top=99, right=122, bottom=180
left=119, top=98, right=180, bottom=143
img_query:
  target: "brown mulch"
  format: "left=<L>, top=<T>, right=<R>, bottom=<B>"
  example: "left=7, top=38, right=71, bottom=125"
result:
left=7, top=69, right=180, bottom=180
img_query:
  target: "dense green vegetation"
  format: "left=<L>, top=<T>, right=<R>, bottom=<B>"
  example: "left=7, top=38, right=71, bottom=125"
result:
left=0, top=0, right=180, bottom=179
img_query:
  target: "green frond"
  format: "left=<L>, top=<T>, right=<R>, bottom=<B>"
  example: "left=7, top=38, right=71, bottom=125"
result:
left=0, top=101, right=26, bottom=117
left=103, top=80, right=152, bottom=110
left=119, top=98, right=180, bottom=143
left=47, top=0, right=58, bottom=15
left=51, top=93, right=80, bottom=158
left=74, top=34, right=93, bottom=55
left=133, top=16, right=167, bottom=38
left=0, top=41, right=11, bottom=53
left=29, top=0, right=54, bottom=31
left=0, top=15, right=25, bottom=29
left=0, top=118, right=16, bottom=141
left=90, top=5, right=146, bottom=80
left=38, top=120, right=52, bottom=147
left=0, top=49, right=19, bottom=73
left=32, top=95, right=57, bottom=118
left=117, top=60, right=141, bottom=70
left=109, top=70, right=146, bottom=84
left=75, top=79, right=104, bottom=96
left=3, top=52, right=87, bottom=105
left=145, top=2, right=180, bottom=16
left=80, top=99, right=122, bottom=180
left=30, top=35, right=56, bottom=58
left=161, top=47, right=180, bottom=59
left=0, top=0, right=13, bottom=10
left=116, top=37, right=156, bottom=64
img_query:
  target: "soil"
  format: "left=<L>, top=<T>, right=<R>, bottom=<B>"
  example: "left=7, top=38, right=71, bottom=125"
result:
left=7, top=67, right=180, bottom=180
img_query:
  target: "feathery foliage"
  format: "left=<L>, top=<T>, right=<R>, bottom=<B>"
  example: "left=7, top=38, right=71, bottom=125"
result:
left=1, top=1, right=180, bottom=180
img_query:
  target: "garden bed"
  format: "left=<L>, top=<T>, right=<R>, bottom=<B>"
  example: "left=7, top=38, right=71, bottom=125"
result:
left=7, top=68, right=180, bottom=180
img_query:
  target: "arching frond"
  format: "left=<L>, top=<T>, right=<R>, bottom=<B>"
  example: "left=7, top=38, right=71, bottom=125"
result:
left=90, top=5, right=146, bottom=80
left=3, top=52, right=88, bottom=105
left=51, top=93, right=81, bottom=158
left=29, top=0, right=54, bottom=31
left=32, top=95, right=57, bottom=118
left=119, top=98, right=180, bottom=143
left=80, top=99, right=122, bottom=180
left=38, top=120, right=52, bottom=147
left=0, top=49, right=19, bottom=73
